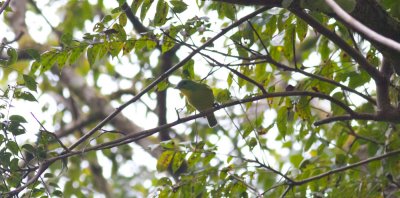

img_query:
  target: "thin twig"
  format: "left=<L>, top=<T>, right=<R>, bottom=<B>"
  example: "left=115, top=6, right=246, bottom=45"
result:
left=30, top=113, right=70, bottom=152
left=280, top=185, right=292, bottom=198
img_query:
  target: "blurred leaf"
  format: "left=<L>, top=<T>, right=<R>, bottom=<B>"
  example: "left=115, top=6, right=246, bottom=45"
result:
left=157, top=150, right=175, bottom=172
left=171, top=152, right=186, bottom=173
left=7, top=141, right=19, bottom=154
left=154, top=0, right=169, bottom=26
left=61, top=33, right=73, bottom=46
left=290, top=153, right=303, bottom=168
left=248, top=137, right=257, bottom=150
left=68, top=45, right=86, bottom=65
left=277, top=107, right=288, bottom=139
left=119, top=13, right=127, bottom=26
left=140, top=0, right=153, bottom=21
left=7, top=48, right=18, bottom=65
left=182, top=59, right=194, bottom=79
left=26, top=49, right=41, bottom=61
left=170, top=1, right=188, bottom=13
left=131, top=0, right=144, bottom=15
left=9, top=115, right=27, bottom=123
left=40, top=50, right=58, bottom=73
left=15, top=91, right=37, bottom=102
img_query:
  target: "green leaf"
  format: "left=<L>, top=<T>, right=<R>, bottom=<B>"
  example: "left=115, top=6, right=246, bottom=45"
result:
left=215, top=89, right=231, bottom=103
left=140, top=0, right=153, bottom=21
left=23, top=75, right=38, bottom=92
left=123, top=39, right=136, bottom=54
left=182, top=59, right=194, bottom=79
left=171, top=152, right=186, bottom=173
left=296, top=17, right=308, bottom=41
left=7, top=172, right=22, bottom=188
left=101, top=15, right=113, bottom=23
left=157, top=150, right=174, bottom=172
left=283, top=24, right=295, bottom=60
left=290, top=153, right=304, bottom=168
left=7, top=141, right=19, bottom=155
left=156, top=177, right=172, bottom=186
left=162, top=25, right=181, bottom=53
left=8, top=122, right=25, bottom=136
left=40, top=50, right=58, bottom=73
left=187, top=152, right=201, bottom=168
left=87, top=45, right=101, bottom=66
left=61, top=32, right=73, bottom=46
left=154, top=0, right=169, bottom=26
left=221, top=3, right=235, bottom=20
left=146, top=39, right=157, bottom=49
left=26, top=49, right=41, bottom=61
left=157, top=80, right=169, bottom=92
left=242, top=127, right=252, bottom=138
left=10, top=158, right=19, bottom=171
left=160, top=140, right=175, bottom=149
left=29, top=61, right=41, bottom=75
left=68, top=45, right=86, bottom=65
left=203, top=152, right=215, bottom=165
left=22, top=144, right=36, bottom=154
left=44, top=173, right=55, bottom=178
left=108, top=41, right=124, bottom=57
left=7, top=48, right=18, bottom=66
left=348, top=70, right=370, bottom=88
left=227, top=73, right=233, bottom=87
left=15, top=91, right=37, bottom=102
left=304, top=133, right=316, bottom=151
left=131, top=0, right=144, bottom=15
left=248, top=137, right=257, bottom=150
left=0, top=152, right=11, bottom=166
left=295, top=97, right=311, bottom=120
left=57, top=50, right=69, bottom=69
left=170, top=1, right=188, bottom=13
left=113, top=23, right=127, bottom=41
left=277, top=107, right=288, bottom=139
left=9, top=115, right=27, bottom=123
left=119, top=13, right=127, bottom=26
left=52, top=190, right=63, bottom=197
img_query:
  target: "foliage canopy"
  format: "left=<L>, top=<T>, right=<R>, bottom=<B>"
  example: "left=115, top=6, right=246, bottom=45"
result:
left=1, top=0, right=400, bottom=197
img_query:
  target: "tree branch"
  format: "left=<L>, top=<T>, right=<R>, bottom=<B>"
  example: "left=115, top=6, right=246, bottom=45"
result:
left=290, top=8, right=383, bottom=81
left=0, top=0, right=11, bottom=16
left=292, top=148, right=400, bottom=185
left=324, top=0, right=400, bottom=52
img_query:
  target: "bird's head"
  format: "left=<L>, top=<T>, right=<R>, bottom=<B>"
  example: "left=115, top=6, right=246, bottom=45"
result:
left=175, top=80, right=196, bottom=91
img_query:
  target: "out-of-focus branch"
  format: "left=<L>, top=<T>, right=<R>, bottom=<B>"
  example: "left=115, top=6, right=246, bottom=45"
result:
left=55, top=113, right=100, bottom=138
left=324, top=0, right=400, bottom=53
left=121, top=2, right=148, bottom=34
left=0, top=0, right=11, bottom=15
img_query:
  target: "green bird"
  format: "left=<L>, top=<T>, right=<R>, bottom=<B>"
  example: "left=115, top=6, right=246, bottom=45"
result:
left=175, top=79, right=218, bottom=127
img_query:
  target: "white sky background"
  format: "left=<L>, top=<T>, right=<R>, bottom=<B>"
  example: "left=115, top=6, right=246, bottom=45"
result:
left=0, top=0, right=374, bottom=195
